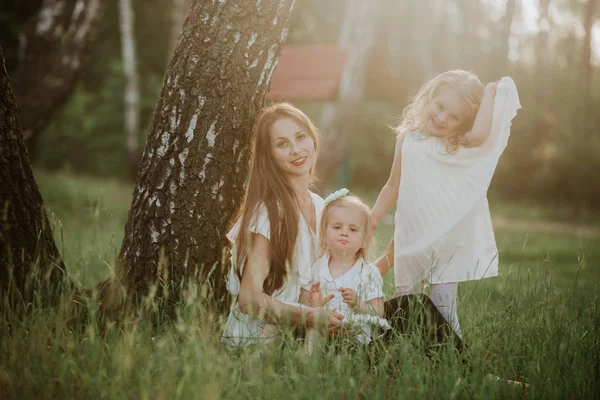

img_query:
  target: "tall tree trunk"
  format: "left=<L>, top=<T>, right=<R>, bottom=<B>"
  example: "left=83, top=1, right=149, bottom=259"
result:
left=112, top=0, right=296, bottom=312
left=582, top=0, right=598, bottom=87
left=412, top=0, right=436, bottom=79
left=536, top=0, right=551, bottom=71
left=0, top=47, right=63, bottom=299
left=499, top=0, right=518, bottom=62
left=12, top=0, right=107, bottom=155
left=119, top=0, right=141, bottom=180
left=168, top=0, right=194, bottom=61
left=457, top=0, right=482, bottom=66
left=314, top=0, right=383, bottom=192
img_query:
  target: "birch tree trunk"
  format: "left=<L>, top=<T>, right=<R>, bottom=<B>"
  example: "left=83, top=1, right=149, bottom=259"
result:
left=112, top=0, right=296, bottom=312
left=314, top=0, right=382, bottom=192
left=582, top=0, right=598, bottom=87
left=536, top=0, right=551, bottom=71
left=119, top=0, right=141, bottom=179
left=499, top=0, right=517, bottom=62
left=0, top=47, right=63, bottom=299
left=12, top=0, right=107, bottom=154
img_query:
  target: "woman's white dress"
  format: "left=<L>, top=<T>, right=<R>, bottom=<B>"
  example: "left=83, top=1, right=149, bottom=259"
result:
left=221, top=191, right=325, bottom=347
left=393, top=77, right=521, bottom=295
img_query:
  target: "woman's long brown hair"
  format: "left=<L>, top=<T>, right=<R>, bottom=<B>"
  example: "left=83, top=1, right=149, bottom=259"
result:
left=233, top=103, right=320, bottom=295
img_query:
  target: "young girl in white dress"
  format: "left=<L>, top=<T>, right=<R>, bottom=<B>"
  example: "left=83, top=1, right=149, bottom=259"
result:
left=302, top=189, right=390, bottom=352
left=371, top=70, right=521, bottom=337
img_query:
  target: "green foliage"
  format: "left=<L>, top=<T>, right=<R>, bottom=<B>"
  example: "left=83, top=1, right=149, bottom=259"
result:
left=37, top=61, right=162, bottom=177
left=2, top=172, right=598, bottom=399
left=20, top=0, right=600, bottom=206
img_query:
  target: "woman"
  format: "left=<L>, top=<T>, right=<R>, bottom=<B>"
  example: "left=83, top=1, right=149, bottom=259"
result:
left=221, top=103, right=343, bottom=347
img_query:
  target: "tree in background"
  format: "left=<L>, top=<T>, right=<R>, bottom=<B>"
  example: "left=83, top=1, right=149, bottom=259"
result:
left=107, top=0, right=297, bottom=312
left=168, top=0, right=193, bottom=60
left=0, top=47, right=63, bottom=300
left=581, top=0, right=598, bottom=88
left=119, top=0, right=141, bottom=179
left=314, top=0, right=383, bottom=192
left=11, top=0, right=107, bottom=154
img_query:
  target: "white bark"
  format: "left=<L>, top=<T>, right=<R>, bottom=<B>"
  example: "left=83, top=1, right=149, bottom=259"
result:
left=119, top=0, right=140, bottom=176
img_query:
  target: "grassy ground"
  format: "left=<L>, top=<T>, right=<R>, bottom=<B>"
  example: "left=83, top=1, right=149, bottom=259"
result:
left=1, top=170, right=599, bottom=399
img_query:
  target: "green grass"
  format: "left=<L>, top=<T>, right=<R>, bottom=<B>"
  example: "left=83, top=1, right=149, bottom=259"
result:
left=1, top=170, right=599, bottom=399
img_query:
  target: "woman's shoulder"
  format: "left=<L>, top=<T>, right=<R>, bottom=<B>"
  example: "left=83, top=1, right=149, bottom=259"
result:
left=226, top=202, right=271, bottom=243
left=310, top=191, right=325, bottom=206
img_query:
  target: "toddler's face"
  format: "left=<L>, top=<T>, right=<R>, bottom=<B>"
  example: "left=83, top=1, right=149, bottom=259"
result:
left=423, top=87, right=469, bottom=138
left=325, top=206, right=365, bottom=258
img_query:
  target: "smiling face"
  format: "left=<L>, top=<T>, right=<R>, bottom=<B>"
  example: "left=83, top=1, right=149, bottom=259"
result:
left=324, top=205, right=365, bottom=258
left=270, top=117, right=316, bottom=179
left=422, top=87, right=470, bottom=138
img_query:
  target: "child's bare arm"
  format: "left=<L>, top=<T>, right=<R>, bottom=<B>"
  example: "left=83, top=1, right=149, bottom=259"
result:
left=374, top=239, right=394, bottom=277
left=464, top=81, right=499, bottom=147
left=371, top=134, right=406, bottom=227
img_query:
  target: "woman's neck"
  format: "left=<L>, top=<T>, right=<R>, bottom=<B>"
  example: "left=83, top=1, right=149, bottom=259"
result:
left=287, top=174, right=311, bottom=204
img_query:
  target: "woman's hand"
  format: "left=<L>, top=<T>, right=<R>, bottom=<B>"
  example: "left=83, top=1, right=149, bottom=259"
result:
left=305, top=307, right=344, bottom=330
left=339, top=287, right=358, bottom=308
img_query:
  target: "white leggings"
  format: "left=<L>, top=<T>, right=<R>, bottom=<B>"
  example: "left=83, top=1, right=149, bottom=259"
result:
left=429, top=283, right=461, bottom=337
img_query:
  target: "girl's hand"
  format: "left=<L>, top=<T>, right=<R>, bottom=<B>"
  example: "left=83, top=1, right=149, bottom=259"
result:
left=485, top=80, right=499, bottom=95
left=339, top=287, right=358, bottom=308
left=309, top=282, right=334, bottom=307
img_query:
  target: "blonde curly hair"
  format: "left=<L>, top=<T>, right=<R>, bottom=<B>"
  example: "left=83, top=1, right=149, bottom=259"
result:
left=396, top=69, right=485, bottom=153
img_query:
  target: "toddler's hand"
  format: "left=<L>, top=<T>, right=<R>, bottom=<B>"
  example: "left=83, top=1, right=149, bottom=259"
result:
left=339, top=287, right=358, bottom=308
left=309, top=282, right=334, bottom=307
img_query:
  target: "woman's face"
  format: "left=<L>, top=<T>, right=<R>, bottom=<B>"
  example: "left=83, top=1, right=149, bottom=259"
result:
left=269, top=117, right=316, bottom=179
left=423, top=87, right=469, bottom=138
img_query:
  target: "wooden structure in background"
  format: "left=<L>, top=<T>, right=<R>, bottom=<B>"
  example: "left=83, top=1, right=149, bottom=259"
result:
left=268, top=44, right=405, bottom=104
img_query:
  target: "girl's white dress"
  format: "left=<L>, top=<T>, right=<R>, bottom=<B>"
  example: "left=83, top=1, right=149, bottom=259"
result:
left=394, top=77, right=521, bottom=295
left=311, top=254, right=390, bottom=344
left=221, top=191, right=325, bottom=347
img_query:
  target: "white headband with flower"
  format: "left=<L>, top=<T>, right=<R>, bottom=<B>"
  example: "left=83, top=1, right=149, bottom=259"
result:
left=324, top=188, right=349, bottom=205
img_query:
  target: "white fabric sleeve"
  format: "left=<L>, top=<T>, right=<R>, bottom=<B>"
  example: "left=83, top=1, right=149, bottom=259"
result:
left=225, top=204, right=270, bottom=296
left=301, top=255, right=326, bottom=291
left=360, top=263, right=385, bottom=302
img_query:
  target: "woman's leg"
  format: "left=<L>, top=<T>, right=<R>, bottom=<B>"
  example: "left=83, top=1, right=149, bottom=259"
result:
left=383, top=294, right=464, bottom=353
left=430, top=282, right=461, bottom=337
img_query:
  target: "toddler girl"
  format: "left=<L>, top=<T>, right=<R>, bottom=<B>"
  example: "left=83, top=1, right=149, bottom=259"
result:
left=301, top=189, right=390, bottom=352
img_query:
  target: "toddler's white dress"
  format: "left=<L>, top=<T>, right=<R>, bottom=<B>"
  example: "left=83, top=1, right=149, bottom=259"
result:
left=311, top=254, right=390, bottom=343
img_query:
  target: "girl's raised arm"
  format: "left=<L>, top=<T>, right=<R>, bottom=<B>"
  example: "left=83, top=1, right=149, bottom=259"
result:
left=370, top=134, right=406, bottom=227
left=238, top=233, right=343, bottom=328
left=464, top=81, right=498, bottom=147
